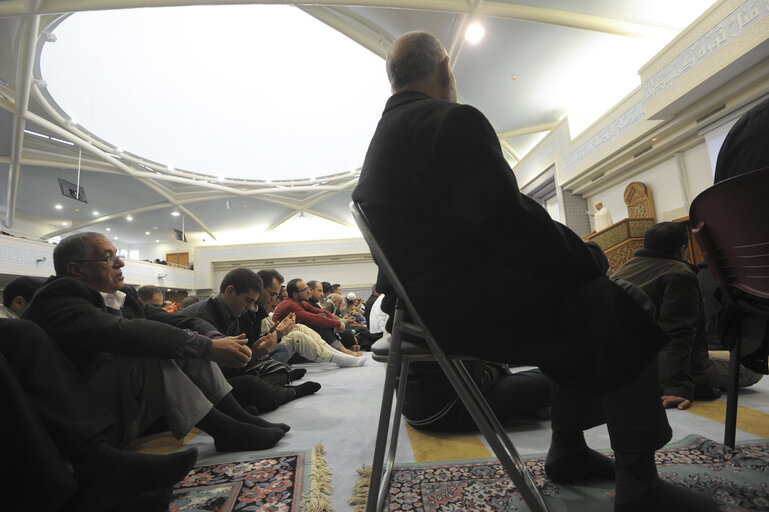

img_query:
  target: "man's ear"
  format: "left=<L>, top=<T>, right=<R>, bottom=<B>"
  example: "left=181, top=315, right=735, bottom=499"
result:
left=11, top=296, right=26, bottom=314
left=66, top=261, right=85, bottom=279
left=223, top=285, right=236, bottom=297
left=438, top=56, right=451, bottom=86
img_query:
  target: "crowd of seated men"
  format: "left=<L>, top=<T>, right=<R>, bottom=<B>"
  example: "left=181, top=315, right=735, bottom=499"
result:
left=0, top=233, right=376, bottom=511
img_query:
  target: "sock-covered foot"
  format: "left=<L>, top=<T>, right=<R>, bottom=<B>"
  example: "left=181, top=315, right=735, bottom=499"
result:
left=216, top=393, right=290, bottom=431
left=289, top=368, right=307, bottom=381
left=326, top=352, right=366, bottom=367
left=69, top=442, right=197, bottom=511
left=197, top=407, right=286, bottom=451
left=615, top=479, right=720, bottom=512
left=545, top=430, right=614, bottom=482
left=289, top=381, right=321, bottom=399
left=213, top=423, right=286, bottom=452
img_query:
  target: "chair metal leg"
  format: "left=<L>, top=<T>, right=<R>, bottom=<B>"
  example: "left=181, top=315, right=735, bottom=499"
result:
left=725, top=335, right=742, bottom=449
left=366, top=335, right=403, bottom=512
left=447, top=359, right=549, bottom=512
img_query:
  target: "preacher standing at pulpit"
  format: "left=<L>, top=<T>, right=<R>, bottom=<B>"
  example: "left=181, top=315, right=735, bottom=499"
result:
left=353, top=31, right=718, bottom=511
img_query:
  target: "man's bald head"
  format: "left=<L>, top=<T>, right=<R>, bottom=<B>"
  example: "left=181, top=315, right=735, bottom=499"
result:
left=386, top=31, right=456, bottom=101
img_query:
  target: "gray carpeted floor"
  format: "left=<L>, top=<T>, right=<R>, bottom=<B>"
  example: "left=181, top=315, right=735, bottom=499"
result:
left=184, top=353, right=769, bottom=511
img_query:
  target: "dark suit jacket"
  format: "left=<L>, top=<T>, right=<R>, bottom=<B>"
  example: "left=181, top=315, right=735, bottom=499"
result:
left=23, top=276, right=216, bottom=378
left=352, top=91, right=668, bottom=393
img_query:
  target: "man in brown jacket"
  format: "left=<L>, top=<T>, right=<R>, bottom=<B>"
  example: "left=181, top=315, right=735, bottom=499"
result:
left=613, top=222, right=718, bottom=410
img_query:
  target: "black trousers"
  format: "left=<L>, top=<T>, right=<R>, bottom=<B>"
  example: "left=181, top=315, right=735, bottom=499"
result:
left=549, top=354, right=672, bottom=453
left=0, top=319, right=114, bottom=511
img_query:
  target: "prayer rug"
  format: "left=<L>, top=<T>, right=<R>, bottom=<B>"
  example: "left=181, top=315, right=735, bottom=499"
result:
left=171, top=444, right=333, bottom=512
left=353, top=435, right=769, bottom=512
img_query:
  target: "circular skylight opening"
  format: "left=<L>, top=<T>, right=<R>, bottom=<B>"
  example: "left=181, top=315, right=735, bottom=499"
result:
left=39, top=5, right=392, bottom=181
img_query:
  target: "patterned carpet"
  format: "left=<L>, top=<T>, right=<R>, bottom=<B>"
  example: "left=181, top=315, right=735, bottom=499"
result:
left=382, top=435, right=769, bottom=512
left=170, top=445, right=332, bottom=512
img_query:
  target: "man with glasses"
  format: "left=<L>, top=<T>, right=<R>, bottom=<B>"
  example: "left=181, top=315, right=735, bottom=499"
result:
left=23, top=232, right=290, bottom=453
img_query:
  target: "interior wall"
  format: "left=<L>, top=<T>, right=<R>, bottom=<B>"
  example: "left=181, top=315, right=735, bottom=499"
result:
left=587, top=142, right=714, bottom=226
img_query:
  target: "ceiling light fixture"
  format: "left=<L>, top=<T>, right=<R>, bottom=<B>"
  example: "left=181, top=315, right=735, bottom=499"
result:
left=106, top=227, right=111, bottom=231
left=465, top=22, right=485, bottom=44
left=55, top=204, right=62, bottom=210
left=145, top=231, right=150, bottom=235
left=126, top=215, right=133, bottom=221
left=171, top=211, right=180, bottom=217
left=93, top=211, right=99, bottom=215
left=113, top=236, right=118, bottom=240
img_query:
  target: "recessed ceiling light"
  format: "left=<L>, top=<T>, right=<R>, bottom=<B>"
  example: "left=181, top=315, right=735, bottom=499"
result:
left=61, top=222, right=68, bottom=226
left=93, top=210, right=99, bottom=216
left=511, top=74, right=517, bottom=81
left=106, top=227, right=111, bottom=231
left=113, top=236, right=118, bottom=240
left=145, top=231, right=150, bottom=235
left=126, top=215, right=133, bottom=221
left=171, top=211, right=180, bottom=217
left=465, top=22, right=485, bottom=44
left=651, top=137, right=658, bottom=142
left=75, top=208, right=79, bottom=212
left=55, top=204, right=62, bottom=210
left=155, top=239, right=159, bottom=243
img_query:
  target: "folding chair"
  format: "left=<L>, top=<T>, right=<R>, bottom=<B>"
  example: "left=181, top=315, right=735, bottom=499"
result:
left=689, top=168, right=769, bottom=448
left=351, top=201, right=548, bottom=512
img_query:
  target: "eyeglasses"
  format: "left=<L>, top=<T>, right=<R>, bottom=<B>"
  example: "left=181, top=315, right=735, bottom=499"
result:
left=299, top=287, right=309, bottom=292
left=74, top=254, right=123, bottom=266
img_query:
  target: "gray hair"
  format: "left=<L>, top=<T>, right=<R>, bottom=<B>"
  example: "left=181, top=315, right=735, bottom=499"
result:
left=386, top=31, right=447, bottom=90
left=53, top=232, right=106, bottom=276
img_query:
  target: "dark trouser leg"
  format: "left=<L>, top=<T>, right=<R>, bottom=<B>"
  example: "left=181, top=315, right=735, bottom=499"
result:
left=485, top=369, right=552, bottom=423
left=0, top=352, right=78, bottom=511
left=551, top=356, right=671, bottom=453
left=0, top=319, right=114, bottom=452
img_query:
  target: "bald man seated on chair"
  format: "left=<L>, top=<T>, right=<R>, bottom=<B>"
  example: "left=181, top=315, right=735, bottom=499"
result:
left=352, top=31, right=718, bottom=512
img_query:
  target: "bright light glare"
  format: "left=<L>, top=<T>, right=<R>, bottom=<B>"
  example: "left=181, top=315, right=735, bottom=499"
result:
left=40, top=5, right=392, bottom=181
left=465, top=22, right=485, bottom=44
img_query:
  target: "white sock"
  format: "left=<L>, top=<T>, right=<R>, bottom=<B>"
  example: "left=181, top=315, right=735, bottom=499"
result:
left=325, top=352, right=365, bottom=368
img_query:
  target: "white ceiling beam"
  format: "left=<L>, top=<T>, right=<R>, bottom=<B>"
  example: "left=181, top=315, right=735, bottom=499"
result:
left=447, top=0, right=484, bottom=67
left=176, top=204, right=217, bottom=241
left=497, top=120, right=559, bottom=139
left=499, top=139, right=520, bottom=162
left=304, top=208, right=354, bottom=228
left=23, top=0, right=669, bottom=37
left=263, top=210, right=300, bottom=233
left=5, top=8, right=39, bottom=229
left=298, top=5, right=391, bottom=59
left=43, top=201, right=173, bottom=237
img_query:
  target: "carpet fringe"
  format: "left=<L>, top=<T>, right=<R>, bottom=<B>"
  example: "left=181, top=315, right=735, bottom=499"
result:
left=301, top=444, right=336, bottom=512
left=348, top=464, right=372, bottom=512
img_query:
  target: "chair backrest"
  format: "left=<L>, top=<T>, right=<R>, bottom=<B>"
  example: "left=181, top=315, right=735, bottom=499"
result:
left=350, top=201, right=430, bottom=332
left=689, top=168, right=769, bottom=300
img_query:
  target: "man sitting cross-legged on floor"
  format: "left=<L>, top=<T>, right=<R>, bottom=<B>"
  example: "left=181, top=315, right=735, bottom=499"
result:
left=258, top=289, right=366, bottom=368
left=180, top=268, right=322, bottom=407
left=613, top=222, right=724, bottom=410
left=273, top=278, right=363, bottom=358
left=0, top=318, right=198, bottom=512
left=352, top=31, right=718, bottom=511
left=22, top=232, right=289, bottom=453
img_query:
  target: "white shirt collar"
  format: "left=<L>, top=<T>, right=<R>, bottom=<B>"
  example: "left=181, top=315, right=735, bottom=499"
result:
left=100, top=290, right=127, bottom=310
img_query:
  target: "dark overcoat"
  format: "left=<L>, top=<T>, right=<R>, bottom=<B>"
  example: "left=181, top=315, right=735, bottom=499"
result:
left=352, top=91, right=668, bottom=393
left=23, top=276, right=216, bottom=378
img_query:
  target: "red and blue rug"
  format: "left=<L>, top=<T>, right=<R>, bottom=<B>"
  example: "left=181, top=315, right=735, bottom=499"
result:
left=171, top=445, right=332, bottom=512
left=378, top=436, right=769, bottom=512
